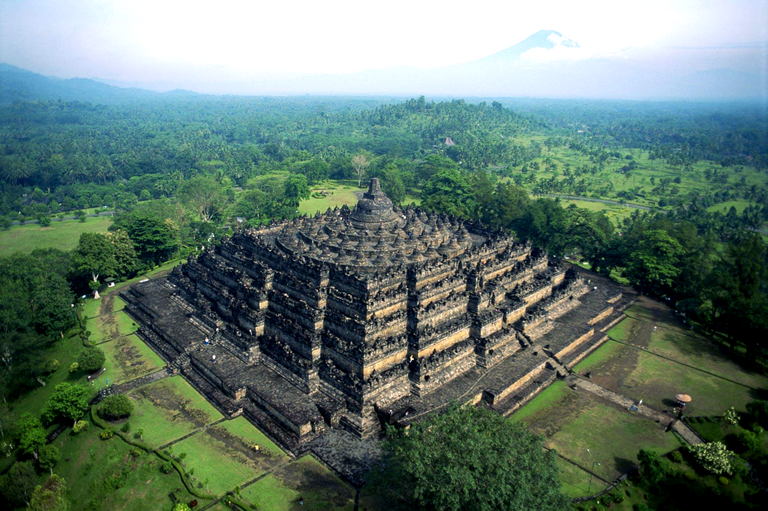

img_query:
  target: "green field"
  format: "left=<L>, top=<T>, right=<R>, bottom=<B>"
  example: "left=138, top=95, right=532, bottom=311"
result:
left=52, top=426, right=207, bottom=511
left=0, top=215, right=112, bottom=256
left=126, top=376, right=223, bottom=448
left=241, top=455, right=355, bottom=511
left=299, top=181, right=363, bottom=215
left=99, top=333, right=165, bottom=385
left=170, top=417, right=290, bottom=494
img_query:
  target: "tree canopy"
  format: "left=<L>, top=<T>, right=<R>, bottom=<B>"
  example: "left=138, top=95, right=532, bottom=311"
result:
left=374, top=405, right=567, bottom=511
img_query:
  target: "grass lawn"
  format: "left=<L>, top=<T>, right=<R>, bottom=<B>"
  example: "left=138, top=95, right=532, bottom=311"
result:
left=645, top=322, right=768, bottom=390
left=510, top=380, right=570, bottom=422
left=0, top=215, right=112, bottom=256
left=125, top=376, right=223, bottom=448
left=620, top=350, right=760, bottom=417
left=83, top=298, right=102, bottom=319
left=53, top=425, right=208, bottom=511
left=523, top=389, right=682, bottom=481
left=170, top=417, right=290, bottom=495
left=560, top=199, right=636, bottom=225
left=606, top=317, right=640, bottom=342
left=87, top=309, right=138, bottom=343
left=299, top=181, right=363, bottom=215
left=556, top=458, right=595, bottom=498
left=98, top=333, right=165, bottom=386
left=241, top=455, right=355, bottom=511
left=572, top=340, right=624, bottom=374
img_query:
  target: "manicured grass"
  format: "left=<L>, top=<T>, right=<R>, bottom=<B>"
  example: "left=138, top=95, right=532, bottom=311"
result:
left=606, top=317, right=639, bottom=342
left=170, top=432, right=260, bottom=494
left=299, top=181, right=363, bottom=215
left=621, top=350, right=759, bottom=417
left=112, top=295, right=127, bottom=313
left=218, top=416, right=287, bottom=459
left=83, top=298, right=102, bottom=319
left=241, top=455, right=355, bottom=511
left=53, top=425, right=207, bottom=511
left=556, top=457, right=594, bottom=498
left=87, top=309, right=138, bottom=343
left=98, top=333, right=165, bottom=385
left=560, top=199, right=635, bottom=225
left=171, top=417, right=291, bottom=495
left=126, top=376, right=223, bottom=448
left=510, top=380, right=570, bottom=422
left=540, top=395, right=682, bottom=481
left=572, top=340, right=624, bottom=374
left=646, top=323, right=767, bottom=390
left=0, top=215, right=112, bottom=256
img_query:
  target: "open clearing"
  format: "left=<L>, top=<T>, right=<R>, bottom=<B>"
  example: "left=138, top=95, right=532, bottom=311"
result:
left=511, top=296, right=767, bottom=497
left=299, top=181, right=363, bottom=215
left=0, top=215, right=112, bottom=256
left=53, top=425, right=206, bottom=511
left=241, top=455, right=355, bottom=511
left=99, top=333, right=164, bottom=385
left=126, top=376, right=223, bottom=448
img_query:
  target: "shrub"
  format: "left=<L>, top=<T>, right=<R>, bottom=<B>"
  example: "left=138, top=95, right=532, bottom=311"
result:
left=160, top=461, right=174, bottom=474
left=669, top=450, right=683, bottom=463
left=687, top=442, right=733, bottom=475
left=77, top=347, right=105, bottom=373
left=728, top=429, right=761, bottom=457
left=173, top=504, right=191, bottom=511
left=133, top=428, right=143, bottom=439
left=129, top=448, right=143, bottom=458
left=99, top=430, right=114, bottom=440
left=42, top=359, right=60, bottom=375
left=746, top=400, right=768, bottom=428
left=723, top=407, right=739, bottom=426
left=72, top=420, right=89, bottom=433
left=98, top=394, right=133, bottom=420
left=68, top=362, right=79, bottom=374
left=120, top=422, right=130, bottom=433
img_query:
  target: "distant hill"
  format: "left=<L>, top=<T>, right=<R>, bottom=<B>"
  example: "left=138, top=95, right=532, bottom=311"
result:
left=0, top=63, right=197, bottom=104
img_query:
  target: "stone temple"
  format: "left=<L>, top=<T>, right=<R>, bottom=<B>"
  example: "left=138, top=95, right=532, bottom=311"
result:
left=122, top=178, right=633, bottom=475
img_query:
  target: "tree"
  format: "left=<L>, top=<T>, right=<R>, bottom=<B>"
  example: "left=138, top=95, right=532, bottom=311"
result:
left=98, top=394, right=134, bottom=420
left=351, top=152, right=371, bottom=187
left=16, top=413, right=46, bottom=459
left=41, top=383, right=90, bottom=426
left=420, top=169, right=478, bottom=220
left=28, top=474, right=69, bottom=511
left=37, top=444, right=60, bottom=472
left=76, top=347, right=105, bottom=374
left=625, top=229, right=684, bottom=296
left=0, top=461, right=37, bottom=507
left=374, top=405, right=567, bottom=511
left=284, top=174, right=310, bottom=202
left=70, top=233, right=117, bottom=298
left=178, top=176, right=228, bottom=222
left=108, top=229, right=139, bottom=279
left=112, top=211, right=179, bottom=265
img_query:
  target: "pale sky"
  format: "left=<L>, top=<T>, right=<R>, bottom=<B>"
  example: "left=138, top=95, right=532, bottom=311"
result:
left=1, top=0, right=766, bottom=94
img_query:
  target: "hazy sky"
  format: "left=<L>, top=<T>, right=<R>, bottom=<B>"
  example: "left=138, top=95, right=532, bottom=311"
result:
left=1, top=0, right=766, bottom=93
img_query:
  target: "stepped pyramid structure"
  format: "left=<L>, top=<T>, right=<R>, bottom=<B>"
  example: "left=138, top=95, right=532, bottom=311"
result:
left=123, top=179, right=633, bottom=471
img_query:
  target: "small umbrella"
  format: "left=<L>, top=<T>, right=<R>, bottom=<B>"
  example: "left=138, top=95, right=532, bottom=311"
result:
left=675, top=393, right=692, bottom=403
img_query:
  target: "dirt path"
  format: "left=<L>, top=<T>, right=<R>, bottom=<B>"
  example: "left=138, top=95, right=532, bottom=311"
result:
left=96, top=293, right=122, bottom=341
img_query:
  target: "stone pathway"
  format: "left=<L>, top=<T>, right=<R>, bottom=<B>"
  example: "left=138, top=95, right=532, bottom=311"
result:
left=567, top=375, right=703, bottom=445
